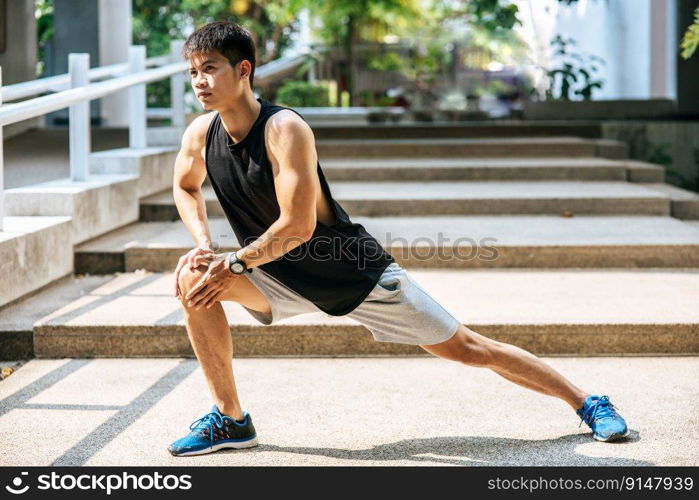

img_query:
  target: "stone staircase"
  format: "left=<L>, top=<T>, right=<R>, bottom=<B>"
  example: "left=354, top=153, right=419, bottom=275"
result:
left=2, top=134, right=699, bottom=358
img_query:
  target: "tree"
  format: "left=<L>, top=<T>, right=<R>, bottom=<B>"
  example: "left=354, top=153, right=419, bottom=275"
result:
left=355, top=0, right=527, bottom=106
left=35, top=0, right=54, bottom=77
left=681, top=6, right=699, bottom=60
left=304, top=0, right=420, bottom=106
left=132, top=0, right=305, bottom=107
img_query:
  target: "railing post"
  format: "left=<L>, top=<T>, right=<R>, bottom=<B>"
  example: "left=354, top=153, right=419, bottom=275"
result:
left=68, top=53, right=91, bottom=181
left=0, top=66, right=4, bottom=231
left=128, top=45, right=147, bottom=148
left=169, top=40, right=186, bottom=128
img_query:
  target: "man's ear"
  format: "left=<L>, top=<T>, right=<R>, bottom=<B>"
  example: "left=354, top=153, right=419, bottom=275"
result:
left=239, top=60, right=252, bottom=82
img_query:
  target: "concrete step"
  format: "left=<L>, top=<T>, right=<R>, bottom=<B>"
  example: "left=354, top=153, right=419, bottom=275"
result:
left=639, top=182, right=699, bottom=219
left=0, top=274, right=114, bottom=359
left=310, top=121, right=603, bottom=140
left=315, top=137, right=608, bottom=159
left=22, top=268, right=699, bottom=357
left=319, top=157, right=664, bottom=182
left=74, top=215, right=699, bottom=273
left=140, top=182, right=672, bottom=221
left=198, top=156, right=664, bottom=186
left=327, top=181, right=670, bottom=217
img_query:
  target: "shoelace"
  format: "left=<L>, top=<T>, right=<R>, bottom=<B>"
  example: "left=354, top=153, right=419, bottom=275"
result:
left=578, top=395, right=621, bottom=428
left=189, top=411, right=226, bottom=447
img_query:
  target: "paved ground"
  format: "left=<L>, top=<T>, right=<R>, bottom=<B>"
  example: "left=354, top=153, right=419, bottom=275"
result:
left=0, top=356, right=697, bottom=466
left=3, top=128, right=129, bottom=189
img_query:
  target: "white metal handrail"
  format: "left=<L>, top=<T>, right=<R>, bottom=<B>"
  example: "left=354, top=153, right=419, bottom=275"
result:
left=254, top=52, right=310, bottom=82
left=0, top=60, right=187, bottom=126
left=0, top=41, right=188, bottom=231
left=2, top=55, right=174, bottom=102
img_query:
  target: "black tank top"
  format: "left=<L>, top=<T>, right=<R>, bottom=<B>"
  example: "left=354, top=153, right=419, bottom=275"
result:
left=204, top=97, right=395, bottom=316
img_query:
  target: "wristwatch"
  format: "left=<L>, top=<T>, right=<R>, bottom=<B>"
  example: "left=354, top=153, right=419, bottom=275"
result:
left=227, top=251, right=251, bottom=274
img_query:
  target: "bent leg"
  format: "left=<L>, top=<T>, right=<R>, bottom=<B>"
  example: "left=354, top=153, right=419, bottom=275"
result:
left=420, top=324, right=589, bottom=410
left=177, top=265, right=272, bottom=420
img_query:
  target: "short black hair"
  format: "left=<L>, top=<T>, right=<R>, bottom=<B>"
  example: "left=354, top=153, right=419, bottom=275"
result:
left=182, top=21, right=256, bottom=88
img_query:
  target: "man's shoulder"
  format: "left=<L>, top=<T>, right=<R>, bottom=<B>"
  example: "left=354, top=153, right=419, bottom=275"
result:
left=264, top=108, right=313, bottom=140
left=263, top=108, right=317, bottom=170
left=188, top=111, right=218, bottom=139
left=180, top=111, right=217, bottom=152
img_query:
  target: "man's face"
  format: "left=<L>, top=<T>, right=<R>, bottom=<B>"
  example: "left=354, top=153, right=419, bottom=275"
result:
left=188, top=50, right=248, bottom=110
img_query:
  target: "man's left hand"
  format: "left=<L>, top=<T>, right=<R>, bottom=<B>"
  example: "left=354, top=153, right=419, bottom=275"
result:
left=185, top=252, right=240, bottom=310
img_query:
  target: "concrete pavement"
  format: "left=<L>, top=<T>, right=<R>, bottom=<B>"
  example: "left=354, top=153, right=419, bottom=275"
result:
left=0, top=356, right=697, bottom=466
left=3, top=129, right=129, bottom=190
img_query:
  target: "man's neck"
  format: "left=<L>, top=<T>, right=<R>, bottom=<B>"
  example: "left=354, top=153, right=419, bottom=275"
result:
left=217, top=93, right=262, bottom=144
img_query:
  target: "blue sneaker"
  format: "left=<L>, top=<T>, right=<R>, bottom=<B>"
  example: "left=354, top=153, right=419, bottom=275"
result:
left=168, top=405, right=258, bottom=456
left=576, top=395, right=629, bottom=442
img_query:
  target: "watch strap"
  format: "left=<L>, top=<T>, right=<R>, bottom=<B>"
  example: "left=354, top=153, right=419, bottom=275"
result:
left=228, top=251, right=251, bottom=274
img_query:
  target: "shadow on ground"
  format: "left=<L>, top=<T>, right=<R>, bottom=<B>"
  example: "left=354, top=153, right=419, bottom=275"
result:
left=222, top=431, right=647, bottom=466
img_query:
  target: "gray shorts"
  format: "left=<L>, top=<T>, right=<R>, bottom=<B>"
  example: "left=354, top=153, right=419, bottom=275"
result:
left=240, top=262, right=461, bottom=345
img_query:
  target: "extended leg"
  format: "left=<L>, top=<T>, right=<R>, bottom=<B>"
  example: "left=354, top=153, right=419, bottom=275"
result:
left=420, top=324, right=589, bottom=410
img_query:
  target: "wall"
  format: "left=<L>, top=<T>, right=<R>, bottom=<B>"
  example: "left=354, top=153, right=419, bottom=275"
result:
left=514, top=0, right=679, bottom=101
left=603, top=120, right=699, bottom=193
left=0, top=0, right=41, bottom=138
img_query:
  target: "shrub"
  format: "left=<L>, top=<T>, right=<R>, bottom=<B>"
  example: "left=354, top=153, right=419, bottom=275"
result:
left=276, top=81, right=330, bottom=107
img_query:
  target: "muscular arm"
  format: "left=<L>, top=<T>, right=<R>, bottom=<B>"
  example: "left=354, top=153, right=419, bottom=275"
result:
left=180, top=110, right=319, bottom=308
left=173, top=114, right=215, bottom=249
left=234, top=110, right=319, bottom=269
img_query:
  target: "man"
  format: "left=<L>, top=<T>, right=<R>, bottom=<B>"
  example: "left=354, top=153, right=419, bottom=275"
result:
left=168, top=21, right=629, bottom=457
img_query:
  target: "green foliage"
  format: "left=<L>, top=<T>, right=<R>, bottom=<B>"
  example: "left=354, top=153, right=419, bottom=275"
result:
left=276, top=80, right=330, bottom=107
left=132, top=0, right=304, bottom=108
left=35, top=0, right=54, bottom=77
left=302, top=0, right=420, bottom=105
left=544, top=35, right=605, bottom=100
left=33, top=1, right=305, bottom=108
left=132, top=0, right=301, bottom=62
left=381, top=0, right=526, bottom=84
left=324, top=0, right=526, bottom=105
left=647, top=143, right=673, bottom=168
left=680, top=6, right=699, bottom=60
left=367, top=52, right=406, bottom=73
left=483, top=78, right=516, bottom=96
left=33, top=0, right=531, bottom=110
left=304, top=0, right=419, bottom=47
left=464, top=0, right=520, bottom=32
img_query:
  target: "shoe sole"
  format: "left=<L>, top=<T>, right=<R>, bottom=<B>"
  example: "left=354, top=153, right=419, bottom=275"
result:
left=593, top=428, right=630, bottom=442
left=169, top=436, right=259, bottom=457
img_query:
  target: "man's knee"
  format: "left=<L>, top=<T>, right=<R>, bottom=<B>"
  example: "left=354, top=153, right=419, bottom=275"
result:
left=178, top=264, right=208, bottom=296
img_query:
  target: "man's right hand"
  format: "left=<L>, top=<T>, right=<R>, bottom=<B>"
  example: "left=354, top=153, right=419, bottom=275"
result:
left=174, top=245, right=216, bottom=300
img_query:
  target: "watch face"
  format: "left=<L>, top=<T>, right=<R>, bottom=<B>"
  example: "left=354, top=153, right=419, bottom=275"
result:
left=231, top=262, right=245, bottom=274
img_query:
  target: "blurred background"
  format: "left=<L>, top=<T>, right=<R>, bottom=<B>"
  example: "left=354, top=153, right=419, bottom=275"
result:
left=16, top=0, right=699, bottom=113
left=2, top=0, right=698, bottom=189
